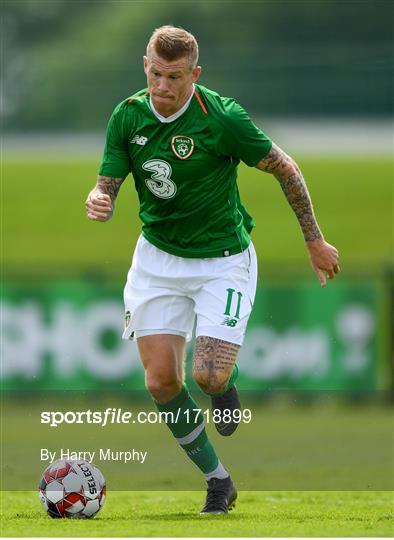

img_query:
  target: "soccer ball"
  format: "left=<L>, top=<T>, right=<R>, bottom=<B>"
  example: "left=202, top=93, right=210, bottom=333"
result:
left=38, top=459, right=106, bottom=518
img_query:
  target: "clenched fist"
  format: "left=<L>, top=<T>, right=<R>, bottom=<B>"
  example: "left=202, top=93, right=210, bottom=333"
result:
left=85, top=192, right=113, bottom=222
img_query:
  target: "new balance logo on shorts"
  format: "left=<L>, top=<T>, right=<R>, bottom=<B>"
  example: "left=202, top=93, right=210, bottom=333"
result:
left=221, top=317, right=238, bottom=327
left=131, top=134, right=148, bottom=145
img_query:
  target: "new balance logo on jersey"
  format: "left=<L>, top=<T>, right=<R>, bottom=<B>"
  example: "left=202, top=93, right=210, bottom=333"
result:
left=131, top=134, right=148, bottom=145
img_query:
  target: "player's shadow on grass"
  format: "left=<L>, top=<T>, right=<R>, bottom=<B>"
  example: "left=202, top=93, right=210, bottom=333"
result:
left=135, top=512, right=248, bottom=521
left=15, top=512, right=43, bottom=519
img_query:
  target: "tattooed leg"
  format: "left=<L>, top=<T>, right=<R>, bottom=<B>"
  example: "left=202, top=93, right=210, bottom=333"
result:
left=192, top=336, right=240, bottom=395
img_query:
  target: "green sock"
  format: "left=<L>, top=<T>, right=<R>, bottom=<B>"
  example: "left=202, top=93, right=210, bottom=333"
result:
left=155, top=385, right=222, bottom=475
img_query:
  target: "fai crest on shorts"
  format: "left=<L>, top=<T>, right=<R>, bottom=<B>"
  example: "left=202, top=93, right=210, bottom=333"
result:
left=171, top=135, right=194, bottom=160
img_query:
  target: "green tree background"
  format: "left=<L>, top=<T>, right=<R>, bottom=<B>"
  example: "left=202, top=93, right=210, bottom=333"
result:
left=2, top=0, right=393, bottom=130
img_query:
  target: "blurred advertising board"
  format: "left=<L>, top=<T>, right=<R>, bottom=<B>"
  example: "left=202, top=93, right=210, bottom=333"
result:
left=1, top=280, right=386, bottom=391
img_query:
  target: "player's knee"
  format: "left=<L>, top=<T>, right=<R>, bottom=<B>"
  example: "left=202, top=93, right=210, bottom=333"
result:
left=145, top=373, right=182, bottom=402
left=192, top=368, right=229, bottom=395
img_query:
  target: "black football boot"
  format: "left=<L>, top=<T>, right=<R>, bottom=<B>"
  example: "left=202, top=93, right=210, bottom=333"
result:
left=211, top=385, right=241, bottom=436
left=200, top=476, right=237, bottom=515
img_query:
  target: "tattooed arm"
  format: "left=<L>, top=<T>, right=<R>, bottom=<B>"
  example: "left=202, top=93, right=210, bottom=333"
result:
left=256, top=143, right=340, bottom=286
left=85, top=175, right=126, bottom=222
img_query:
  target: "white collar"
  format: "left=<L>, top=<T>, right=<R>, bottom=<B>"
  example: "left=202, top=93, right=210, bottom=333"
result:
left=149, top=84, right=195, bottom=123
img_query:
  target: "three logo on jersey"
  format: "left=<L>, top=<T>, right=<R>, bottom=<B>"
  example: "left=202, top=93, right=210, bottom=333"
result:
left=131, top=134, right=194, bottom=160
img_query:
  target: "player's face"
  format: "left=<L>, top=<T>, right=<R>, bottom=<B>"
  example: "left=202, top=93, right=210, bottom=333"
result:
left=144, top=53, right=201, bottom=117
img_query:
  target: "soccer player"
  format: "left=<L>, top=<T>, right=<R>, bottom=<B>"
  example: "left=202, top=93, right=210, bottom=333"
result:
left=85, top=26, right=339, bottom=514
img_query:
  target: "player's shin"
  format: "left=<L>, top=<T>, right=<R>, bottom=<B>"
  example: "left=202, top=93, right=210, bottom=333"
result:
left=206, top=364, right=241, bottom=437
left=212, top=363, right=239, bottom=397
left=154, top=384, right=228, bottom=479
left=195, top=363, right=239, bottom=398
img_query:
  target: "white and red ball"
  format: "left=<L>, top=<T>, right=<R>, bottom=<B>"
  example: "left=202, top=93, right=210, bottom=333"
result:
left=38, top=459, right=106, bottom=518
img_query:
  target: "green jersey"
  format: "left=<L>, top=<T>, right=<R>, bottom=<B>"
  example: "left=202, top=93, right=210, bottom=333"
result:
left=99, top=83, right=272, bottom=258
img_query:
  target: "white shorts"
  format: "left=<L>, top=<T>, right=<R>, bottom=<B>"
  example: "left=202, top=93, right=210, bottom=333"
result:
left=122, top=235, right=258, bottom=346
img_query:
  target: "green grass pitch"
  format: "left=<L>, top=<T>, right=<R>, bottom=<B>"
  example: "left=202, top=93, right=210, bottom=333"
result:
left=2, top=154, right=393, bottom=537
left=1, top=490, right=393, bottom=537
left=2, top=401, right=393, bottom=536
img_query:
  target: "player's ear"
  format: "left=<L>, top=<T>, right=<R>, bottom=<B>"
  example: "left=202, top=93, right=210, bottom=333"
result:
left=143, top=56, right=148, bottom=75
left=192, top=66, right=202, bottom=83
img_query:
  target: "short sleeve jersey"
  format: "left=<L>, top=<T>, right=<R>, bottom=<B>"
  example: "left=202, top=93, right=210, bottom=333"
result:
left=99, top=83, right=272, bottom=258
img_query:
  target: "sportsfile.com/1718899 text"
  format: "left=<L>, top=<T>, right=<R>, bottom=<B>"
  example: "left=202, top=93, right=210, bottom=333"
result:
left=40, top=408, right=252, bottom=428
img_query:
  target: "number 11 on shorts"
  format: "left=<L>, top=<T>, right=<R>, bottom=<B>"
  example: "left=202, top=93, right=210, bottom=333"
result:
left=224, top=288, right=242, bottom=319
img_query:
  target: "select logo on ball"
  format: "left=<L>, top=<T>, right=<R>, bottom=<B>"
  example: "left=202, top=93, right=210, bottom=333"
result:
left=77, top=462, right=97, bottom=495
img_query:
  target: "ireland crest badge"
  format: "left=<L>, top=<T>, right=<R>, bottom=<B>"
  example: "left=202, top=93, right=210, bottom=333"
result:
left=171, top=135, right=194, bottom=160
